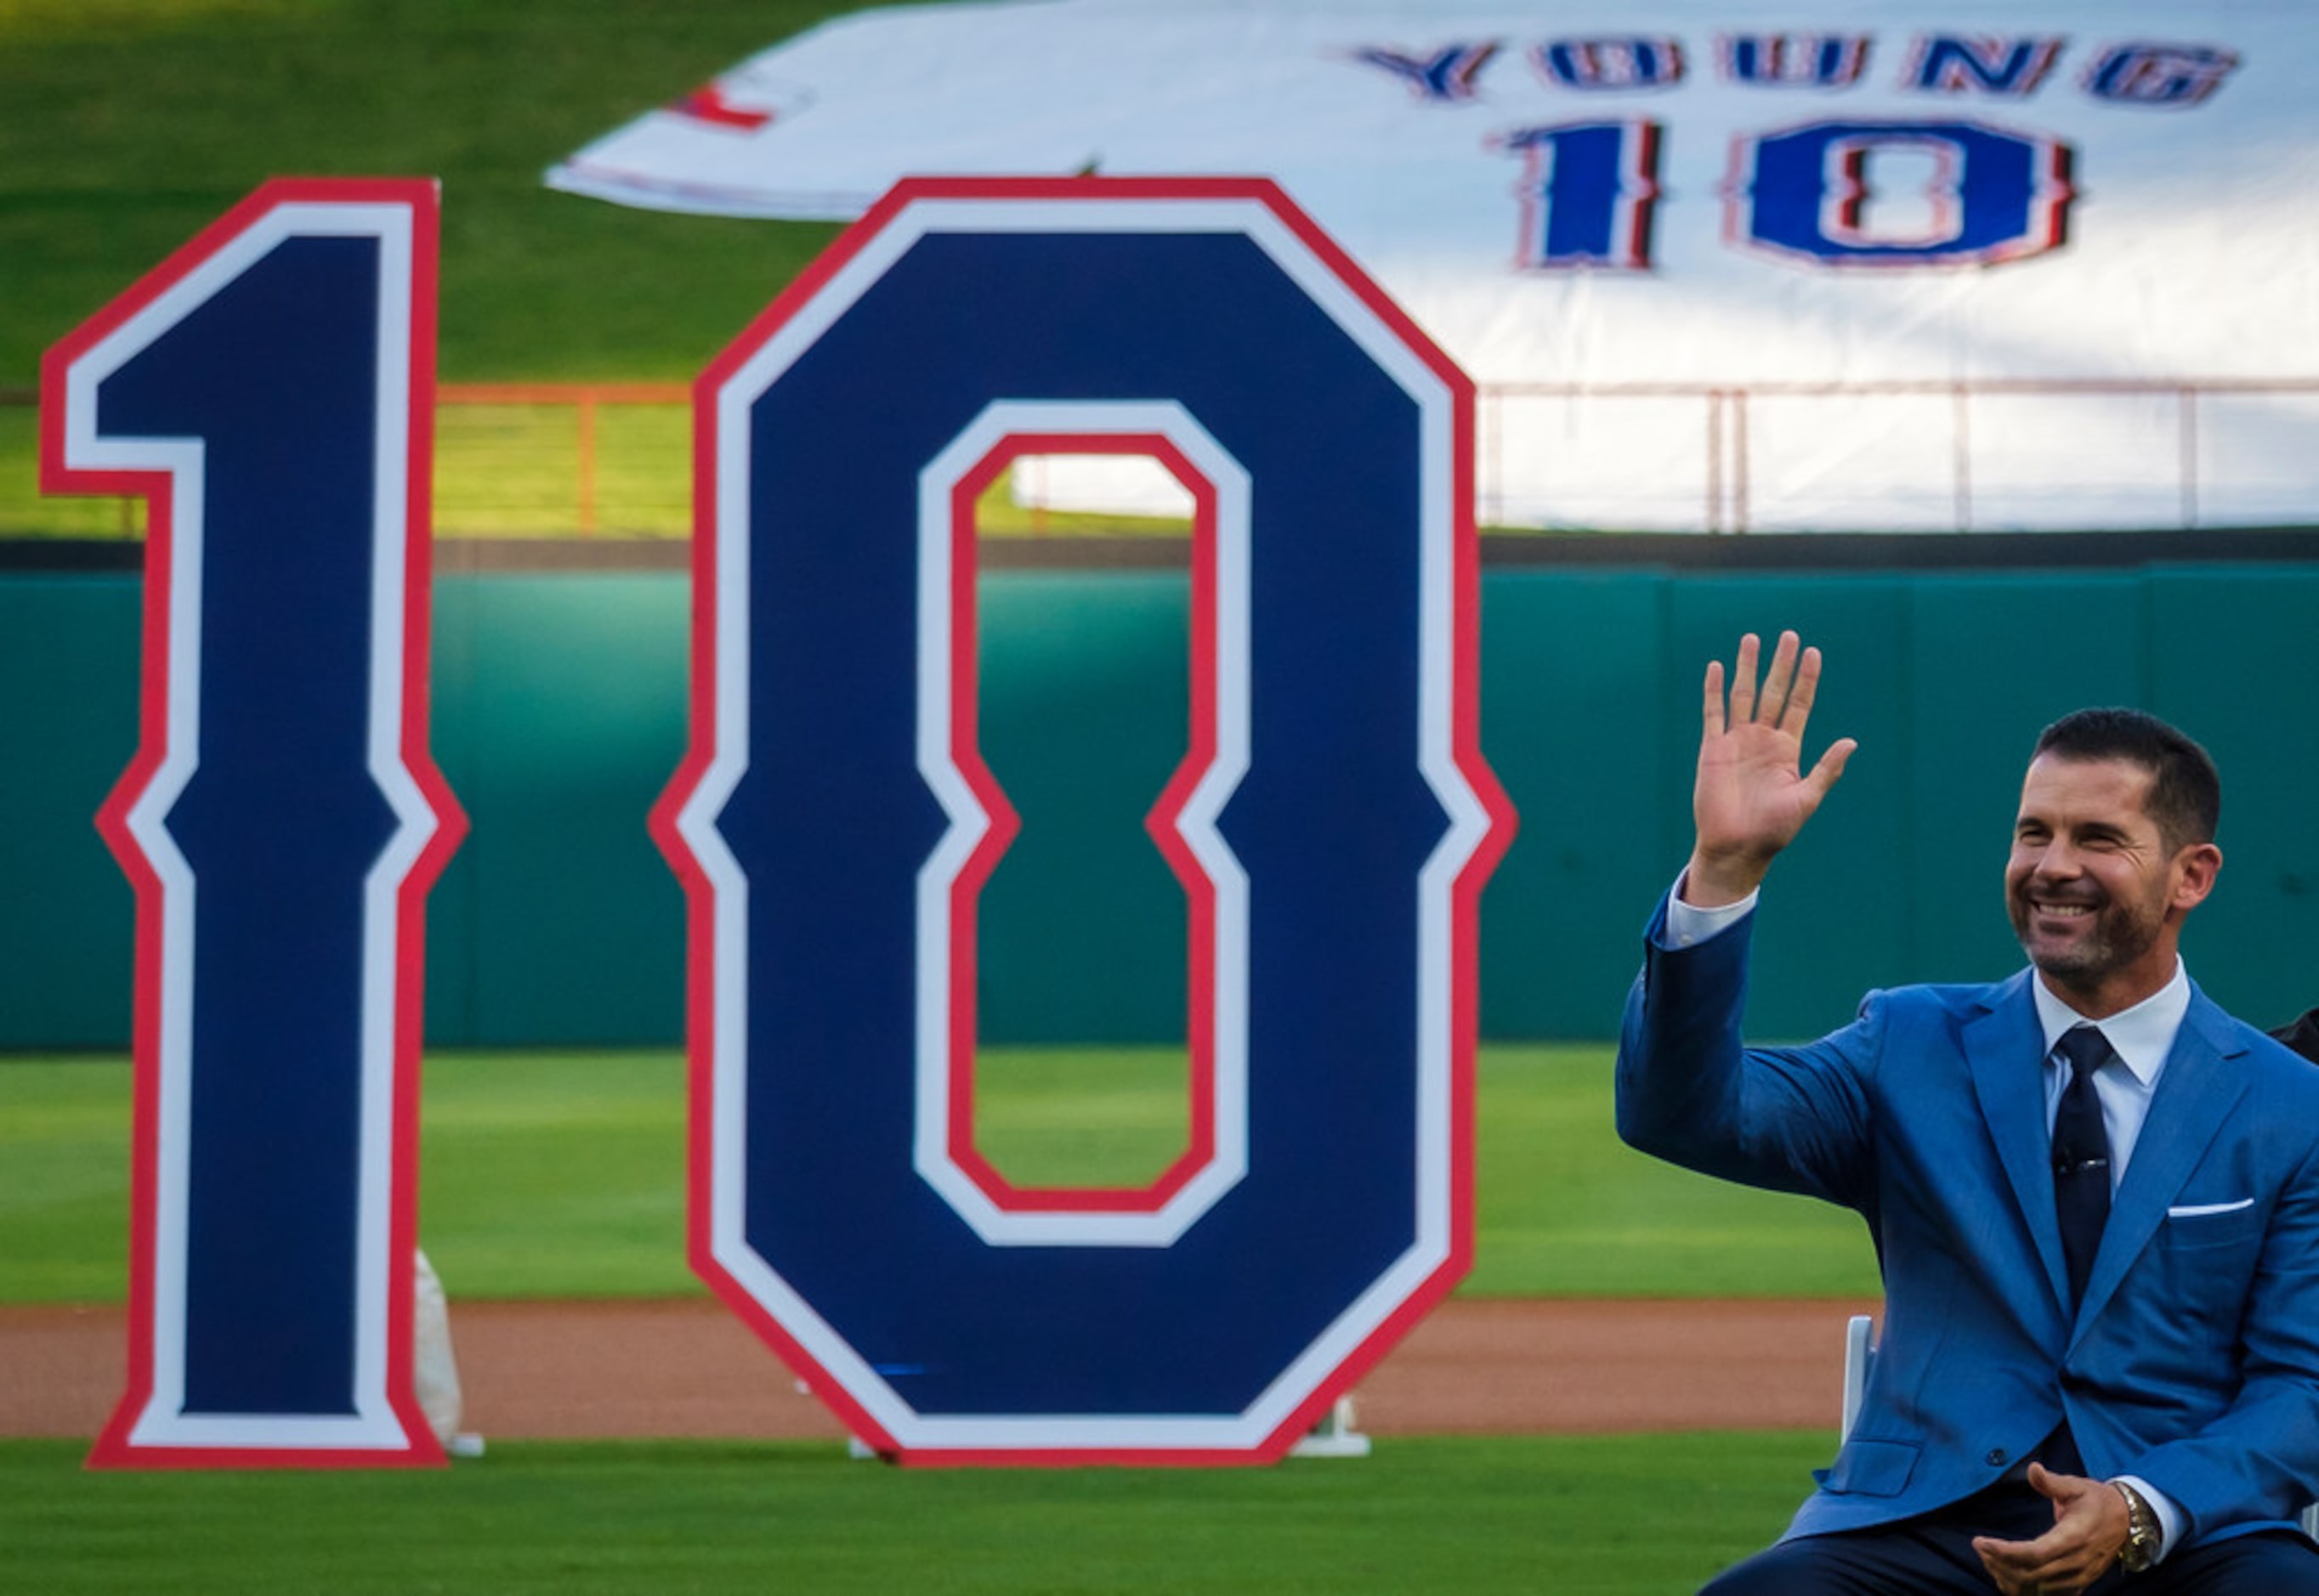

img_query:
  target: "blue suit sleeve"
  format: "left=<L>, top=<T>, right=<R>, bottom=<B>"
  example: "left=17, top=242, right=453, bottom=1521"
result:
left=1614, top=892, right=1879, bottom=1213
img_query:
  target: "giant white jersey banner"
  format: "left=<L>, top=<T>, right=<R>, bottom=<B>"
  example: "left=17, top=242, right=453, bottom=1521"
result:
left=549, top=0, right=2319, bottom=534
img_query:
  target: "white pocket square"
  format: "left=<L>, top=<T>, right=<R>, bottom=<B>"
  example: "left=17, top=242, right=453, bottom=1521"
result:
left=2168, top=1198, right=2254, bottom=1218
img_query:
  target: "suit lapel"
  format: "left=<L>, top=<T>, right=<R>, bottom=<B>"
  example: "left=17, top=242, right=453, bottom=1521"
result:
left=1967, top=973, right=2072, bottom=1316
left=2071, top=990, right=2248, bottom=1343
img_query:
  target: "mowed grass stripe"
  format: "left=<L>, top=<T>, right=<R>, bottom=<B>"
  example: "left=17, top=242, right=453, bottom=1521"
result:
left=0, top=1432, right=1828, bottom=1594
left=0, top=1047, right=1877, bottom=1305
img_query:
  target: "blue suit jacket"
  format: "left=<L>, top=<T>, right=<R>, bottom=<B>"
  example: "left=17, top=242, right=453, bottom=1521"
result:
left=1615, top=895, right=2319, bottom=1548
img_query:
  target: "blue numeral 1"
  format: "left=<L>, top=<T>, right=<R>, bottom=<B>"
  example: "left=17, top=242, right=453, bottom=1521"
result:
left=42, top=178, right=463, bottom=1468
left=1501, top=121, right=1664, bottom=269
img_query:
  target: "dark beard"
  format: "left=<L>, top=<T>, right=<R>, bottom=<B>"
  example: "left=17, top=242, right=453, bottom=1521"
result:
left=2009, top=886, right=2164, bottom=985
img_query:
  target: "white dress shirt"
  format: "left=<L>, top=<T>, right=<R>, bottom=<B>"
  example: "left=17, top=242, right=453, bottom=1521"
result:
left=2031, top=964, right=2188, bottom=1195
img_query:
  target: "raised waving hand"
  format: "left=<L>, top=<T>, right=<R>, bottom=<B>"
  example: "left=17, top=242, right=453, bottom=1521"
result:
left=1683, top=631, right=1857, bottom=908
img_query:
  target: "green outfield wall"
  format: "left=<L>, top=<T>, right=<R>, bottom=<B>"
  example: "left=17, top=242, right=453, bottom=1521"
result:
left=4, top=558, right=2314, bottom=1050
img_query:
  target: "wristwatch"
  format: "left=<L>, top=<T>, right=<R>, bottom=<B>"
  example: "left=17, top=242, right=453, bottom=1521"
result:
left=2112, top=1479, right=2163, bottom=1574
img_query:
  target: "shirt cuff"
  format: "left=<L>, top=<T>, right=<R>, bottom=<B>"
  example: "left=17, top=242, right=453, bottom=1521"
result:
left=1664, top=874, right=1758, bottom=948
left=2113, top=1475, right=2184, bottom=1567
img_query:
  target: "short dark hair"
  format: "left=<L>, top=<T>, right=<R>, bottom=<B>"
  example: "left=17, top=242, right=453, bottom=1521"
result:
left=2032, top=708, right=2220, bottom=851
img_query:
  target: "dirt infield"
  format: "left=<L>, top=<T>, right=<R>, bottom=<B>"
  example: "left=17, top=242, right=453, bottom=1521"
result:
left=0, top=1297, right=1876, bottom=1441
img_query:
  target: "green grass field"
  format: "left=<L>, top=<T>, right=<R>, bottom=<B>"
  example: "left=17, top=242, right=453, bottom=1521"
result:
left=0, top=1047, right=1857, bottom=1593
left=0, top=1433, right=1827, bottom=1594
left=1, top=0, right=876, bottom=388
left=1, top=0, right=891, bottom=537
left=0, top=1045, right=1879, bottom=1306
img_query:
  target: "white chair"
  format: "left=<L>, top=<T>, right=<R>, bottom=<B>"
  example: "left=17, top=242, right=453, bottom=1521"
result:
left=1840, top=1315, right=2318, bottom=1541
left=1840, top=1312, right=1874, bottom=1441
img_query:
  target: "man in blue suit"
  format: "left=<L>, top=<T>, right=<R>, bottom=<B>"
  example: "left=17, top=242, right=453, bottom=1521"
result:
left=1618, top=631, right=2319, bottom=1594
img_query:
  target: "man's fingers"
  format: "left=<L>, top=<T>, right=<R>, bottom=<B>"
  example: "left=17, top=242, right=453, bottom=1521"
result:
left=1973, top=1538, right=2046, bottom=1596
left=1975, top=1532, right=2038, bottom=1570
left=1703, top=659, right=1726, bottom=739
left=1727, top=633, right=1761, bottom=724
left=1973, top=1537, right=2083, bottom=1594
left=2021, top=1462, right=2094, bottom=1508
left=1806, top=737, right=1858, bottom=798
left=1756, top=630, right=1800, bottom=725
left=1781, top=642, right=1825, bottom=735
left=1972, top=1478, right=2121, bottom=1596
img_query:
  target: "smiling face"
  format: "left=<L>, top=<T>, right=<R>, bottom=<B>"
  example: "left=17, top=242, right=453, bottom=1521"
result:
left=2005, top=754, right=2221, bottom=1016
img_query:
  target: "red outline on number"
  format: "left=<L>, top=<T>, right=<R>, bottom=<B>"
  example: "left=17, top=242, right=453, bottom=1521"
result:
left=939, top=433, right=1220, bottom=1214
left=1500, top=119, right=1664, bottom=273
left=43, top=177, right=457, bottom=1469
left=654, top=175, right=1517, bottom=1466
left=1721, top=118, right=2078, bottom=271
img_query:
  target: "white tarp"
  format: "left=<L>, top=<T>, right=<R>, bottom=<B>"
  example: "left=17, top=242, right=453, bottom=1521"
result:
left=550, top=0, right=2319, bottom=533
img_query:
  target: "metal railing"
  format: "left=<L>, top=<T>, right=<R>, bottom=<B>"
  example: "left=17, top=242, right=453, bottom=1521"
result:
left=0, top=382, right=694, bottom=540
left=1478, top=376, right=2319, bottom=535
left=432, top=382, right=689, bottom=537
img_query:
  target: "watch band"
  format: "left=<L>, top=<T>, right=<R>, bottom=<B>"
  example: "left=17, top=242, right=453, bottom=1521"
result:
left=2112, top=1479, right=2162, bottom=1574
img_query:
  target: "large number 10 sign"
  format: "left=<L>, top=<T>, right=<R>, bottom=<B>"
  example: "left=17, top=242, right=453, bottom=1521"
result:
left=44, top=174, right=1513, bottom=1468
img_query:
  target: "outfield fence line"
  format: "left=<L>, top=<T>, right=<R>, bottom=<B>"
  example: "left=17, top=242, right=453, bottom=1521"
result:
left=1481, top=375, right=2319, bottom=535
left=9, top=376, right=2319, bottom=537
left=432, top=382, right=691, bottom=539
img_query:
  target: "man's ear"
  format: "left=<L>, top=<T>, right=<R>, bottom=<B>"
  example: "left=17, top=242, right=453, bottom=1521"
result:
left=2170, top=841, right=2223, bottom=914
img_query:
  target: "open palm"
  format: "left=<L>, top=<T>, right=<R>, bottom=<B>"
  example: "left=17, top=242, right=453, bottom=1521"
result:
left=1686, top=631, right=1857, bottom=906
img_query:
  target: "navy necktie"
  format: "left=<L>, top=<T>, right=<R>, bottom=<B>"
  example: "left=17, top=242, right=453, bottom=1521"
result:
left=2052, top=1027, right=2116, bottom=1309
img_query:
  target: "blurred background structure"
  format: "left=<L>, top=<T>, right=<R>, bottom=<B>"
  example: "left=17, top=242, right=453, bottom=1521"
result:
left=6, top=0, right=2318, bottom=1057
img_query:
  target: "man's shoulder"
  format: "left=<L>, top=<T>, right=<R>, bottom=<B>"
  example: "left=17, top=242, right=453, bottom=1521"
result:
left=1862, top=972, right=2033, bottom=1022
left=1826, top=976, right=2031, bottom=1072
